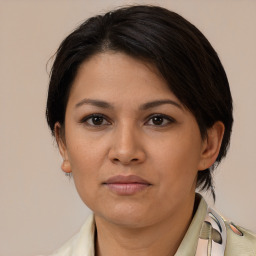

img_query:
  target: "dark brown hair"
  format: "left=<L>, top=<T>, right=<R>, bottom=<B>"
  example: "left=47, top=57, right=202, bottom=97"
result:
left=46, top=5, right=233, bottom=199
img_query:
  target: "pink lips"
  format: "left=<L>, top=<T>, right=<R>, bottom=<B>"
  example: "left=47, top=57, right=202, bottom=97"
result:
left=103, top=175, right=151, bottom=195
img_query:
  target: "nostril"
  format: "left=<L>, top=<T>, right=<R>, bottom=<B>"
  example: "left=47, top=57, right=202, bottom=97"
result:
left=112, top=158, right=139, bottom=164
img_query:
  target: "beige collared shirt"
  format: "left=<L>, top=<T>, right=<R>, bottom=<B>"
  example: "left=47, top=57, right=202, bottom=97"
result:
left=46, top=196, right=256, bottom=256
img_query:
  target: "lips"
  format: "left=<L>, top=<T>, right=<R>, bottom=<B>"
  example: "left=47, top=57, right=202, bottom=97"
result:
left=103, top=175, right=152, bottom=195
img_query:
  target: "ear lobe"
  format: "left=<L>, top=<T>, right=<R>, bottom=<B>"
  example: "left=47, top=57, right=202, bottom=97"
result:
left=54, top=122, right=72, bottom=173
left=61, top=160, right=72, bottom=173
left=198, top=121, right=225, bottom=171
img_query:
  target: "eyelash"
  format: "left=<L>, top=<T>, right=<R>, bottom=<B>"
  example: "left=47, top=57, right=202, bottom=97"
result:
left=80, top=113, right=176, bottom=127
left=80, top=114, right=111, bottom=127
left=146, top=114, right=176, bottom=126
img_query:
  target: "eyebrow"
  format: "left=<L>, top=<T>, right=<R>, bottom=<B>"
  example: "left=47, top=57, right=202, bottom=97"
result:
left=75, top=98, right=182, bottom=110
left=139, top=99, right=182, bottom=110
left=75, top=99, right=114, bottom=109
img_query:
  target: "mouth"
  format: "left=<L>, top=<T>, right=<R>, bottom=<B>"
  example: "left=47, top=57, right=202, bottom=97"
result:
left=103, top=175, right=152, bottom=195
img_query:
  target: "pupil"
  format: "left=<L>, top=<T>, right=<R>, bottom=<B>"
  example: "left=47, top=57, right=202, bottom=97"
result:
left=153, top=116, right=163, bottom=125
left=93, top=116, right=103, bottom=125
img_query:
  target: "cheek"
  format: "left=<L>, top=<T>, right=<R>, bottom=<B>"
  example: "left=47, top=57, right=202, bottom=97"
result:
left=66, top=126, right=108, bottom=171
left=152, top=132, right=202, bottom=191
left=68, top=148, right=102, bottom=209
left=65, top=131, right=111, bottom=205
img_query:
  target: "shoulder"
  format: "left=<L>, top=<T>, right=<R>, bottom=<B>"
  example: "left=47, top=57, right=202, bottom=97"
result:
left=39, top=232, right=80, bottom=256
left=42, top=214, right=95, bottom=256
left=224, top=220, right=256, bottom=256
left=199, top=195, right=256, bottom=256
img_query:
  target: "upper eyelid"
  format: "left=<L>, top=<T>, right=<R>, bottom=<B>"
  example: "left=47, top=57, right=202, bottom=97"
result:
left=79, top=113, right=175, bottom=124
left=147, top=113, right=173, bottom=118
left=146, top=113, right=175, bottom=121
left=80, top=113, right=111, bottom=123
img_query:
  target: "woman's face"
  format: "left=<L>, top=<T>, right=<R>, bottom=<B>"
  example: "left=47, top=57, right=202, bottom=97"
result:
left=58, top=52, right=209, bottom=228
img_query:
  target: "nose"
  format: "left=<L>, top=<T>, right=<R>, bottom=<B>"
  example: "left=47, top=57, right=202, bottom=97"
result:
left=108, top=123, right=146, bottom=165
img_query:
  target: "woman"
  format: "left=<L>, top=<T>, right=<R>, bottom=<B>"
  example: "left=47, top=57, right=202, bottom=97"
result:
left=45, top=5, right=256, bottom=256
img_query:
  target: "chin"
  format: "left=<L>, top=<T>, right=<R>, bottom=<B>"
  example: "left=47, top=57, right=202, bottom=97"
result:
left=94, top=202, right=155, bottom=228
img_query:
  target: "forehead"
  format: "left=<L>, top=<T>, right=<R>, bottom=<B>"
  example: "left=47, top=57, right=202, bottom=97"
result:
left=67, top=52, right=180, bottom=106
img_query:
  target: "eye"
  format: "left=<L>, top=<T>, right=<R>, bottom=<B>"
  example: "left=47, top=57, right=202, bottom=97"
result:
left=81, top=114, right=111, bottom=126
left=146, top=114, right=175, bottom=126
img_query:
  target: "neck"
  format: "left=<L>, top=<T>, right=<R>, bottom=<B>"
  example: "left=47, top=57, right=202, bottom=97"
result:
left=95, top=193, right=197, bottom=256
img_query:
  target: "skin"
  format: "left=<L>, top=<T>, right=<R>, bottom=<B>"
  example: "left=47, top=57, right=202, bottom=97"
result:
left=56, top=52, right=224, bottom=256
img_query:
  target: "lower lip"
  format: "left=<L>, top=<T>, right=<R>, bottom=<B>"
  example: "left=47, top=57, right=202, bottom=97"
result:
left=104, top=183, right=150, bottom=195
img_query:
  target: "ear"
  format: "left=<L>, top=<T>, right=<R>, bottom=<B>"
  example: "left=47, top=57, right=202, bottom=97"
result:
left=198, top=121, right=225, bottom=171
left=54, top=122, right=72, bottom=173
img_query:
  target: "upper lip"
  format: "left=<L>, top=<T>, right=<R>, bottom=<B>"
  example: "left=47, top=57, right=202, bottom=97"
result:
left=103, top=175, right=151, bottom=184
